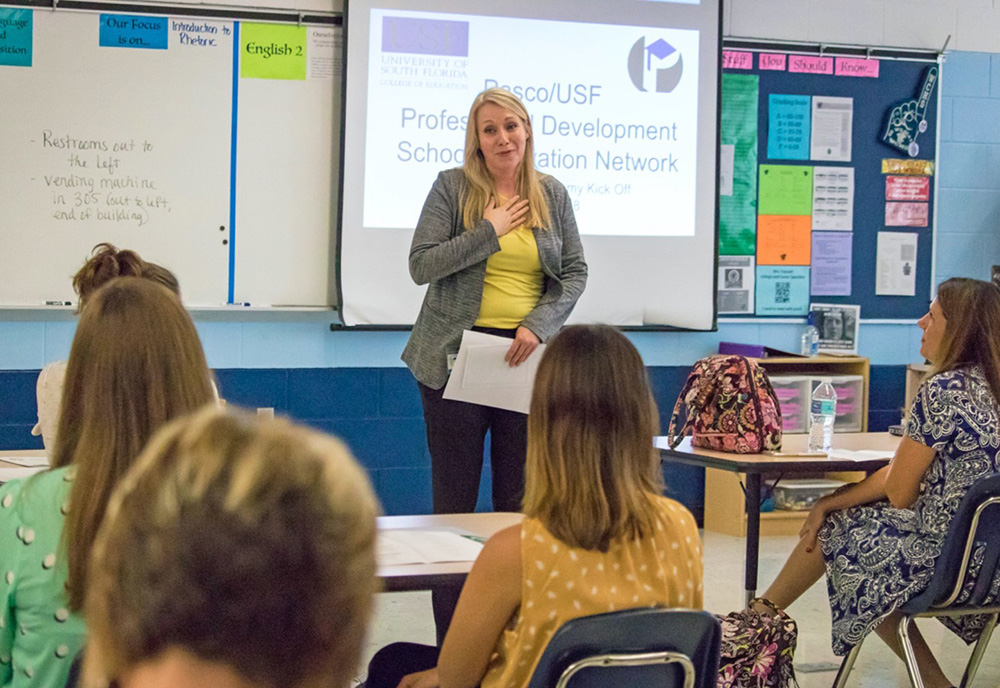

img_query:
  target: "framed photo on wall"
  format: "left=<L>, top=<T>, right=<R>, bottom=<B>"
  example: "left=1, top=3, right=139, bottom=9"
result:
left=811, top=303, right=860, bottom=355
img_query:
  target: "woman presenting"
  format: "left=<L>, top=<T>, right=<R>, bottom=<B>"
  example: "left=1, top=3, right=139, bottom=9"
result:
left=403, top=87, right=587, bottom=516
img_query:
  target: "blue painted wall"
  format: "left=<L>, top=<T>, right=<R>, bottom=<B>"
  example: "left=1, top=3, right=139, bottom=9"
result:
left=0, top=51, right=996, bottom=518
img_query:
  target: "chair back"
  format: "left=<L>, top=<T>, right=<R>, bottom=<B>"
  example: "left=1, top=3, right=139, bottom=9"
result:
left=525, top=607, right=721, bottom=688
left=902, top=472, right=1000, bottom=614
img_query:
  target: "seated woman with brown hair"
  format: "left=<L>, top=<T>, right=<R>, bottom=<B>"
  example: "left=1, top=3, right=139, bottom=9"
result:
left=757, top=277, right=1000, bottom=688
left=365, top=324, right=703, bottom=688
left=80, top=407, right=380, bottom=688
left=33, top=243, right=182, bottom=450
left=0, top=279, right=216, bottom=688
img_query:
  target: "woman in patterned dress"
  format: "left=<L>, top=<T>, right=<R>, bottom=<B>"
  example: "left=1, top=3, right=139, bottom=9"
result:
left=758, top=277, right=1000, bottom=688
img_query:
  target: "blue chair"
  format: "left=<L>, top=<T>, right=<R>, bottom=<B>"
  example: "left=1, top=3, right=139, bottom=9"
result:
left=833, top=473, right=1000, bottom=688
left=525, top=607, right=721, bottom=688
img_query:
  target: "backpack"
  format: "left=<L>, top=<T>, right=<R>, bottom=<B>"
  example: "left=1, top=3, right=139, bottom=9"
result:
left=667, top=355, right=782, bottom=454
left=716, top=601, right=799, bottom=688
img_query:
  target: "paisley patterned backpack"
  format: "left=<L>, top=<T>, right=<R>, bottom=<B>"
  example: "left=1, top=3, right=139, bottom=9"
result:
left=667, top=355, right=782, bottom=454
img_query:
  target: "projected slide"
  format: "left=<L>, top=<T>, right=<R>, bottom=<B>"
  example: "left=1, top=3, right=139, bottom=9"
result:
left=364, top=10, right=699, bottom=237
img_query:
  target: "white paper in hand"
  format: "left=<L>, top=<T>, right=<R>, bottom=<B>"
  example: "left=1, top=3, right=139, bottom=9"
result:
left=443, top=330, right=545, bottom=414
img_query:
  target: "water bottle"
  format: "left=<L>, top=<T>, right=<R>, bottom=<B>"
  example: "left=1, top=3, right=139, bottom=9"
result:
left=800, top=313, right=819, bottom=356
left=808, top=380, right=838, bottom=453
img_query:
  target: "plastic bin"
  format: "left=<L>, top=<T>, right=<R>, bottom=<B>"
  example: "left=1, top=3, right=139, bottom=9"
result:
left=810, top=375, right=865, bottom=433
left=769, top=375, right=811, bottom=434
left=771, top=479, right=847, bottom=511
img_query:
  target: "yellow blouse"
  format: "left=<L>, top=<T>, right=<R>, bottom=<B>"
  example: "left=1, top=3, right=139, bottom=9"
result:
left=475, top=225, right=544, bottom=329
left=481, top=495, right=703, bottom=688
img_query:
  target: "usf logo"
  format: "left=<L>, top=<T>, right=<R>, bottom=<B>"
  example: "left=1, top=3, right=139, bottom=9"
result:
left=627, top=37, right=683, bottom=93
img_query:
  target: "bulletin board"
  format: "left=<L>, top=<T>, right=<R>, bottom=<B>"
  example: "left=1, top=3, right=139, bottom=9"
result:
left=716, top=41, right=941, bottom=321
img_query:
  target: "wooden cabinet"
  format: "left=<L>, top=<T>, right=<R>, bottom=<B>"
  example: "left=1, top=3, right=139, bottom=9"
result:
left=703, top=355, right=871, bottom=537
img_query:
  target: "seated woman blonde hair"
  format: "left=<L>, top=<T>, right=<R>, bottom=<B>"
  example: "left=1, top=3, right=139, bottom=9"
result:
left=80, top=407, right=379, bottom=688
left=365, top=324, right=703, bottom=688
left=0, top=278, right=215, bottom=688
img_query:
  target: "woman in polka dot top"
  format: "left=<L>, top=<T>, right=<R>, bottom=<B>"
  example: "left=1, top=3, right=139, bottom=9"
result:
left=365, top=325, right=703, bottom=688
left=0, top=279, right=216, bottom=688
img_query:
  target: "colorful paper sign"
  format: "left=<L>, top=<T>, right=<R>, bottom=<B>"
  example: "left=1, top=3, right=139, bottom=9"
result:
left=719, top=74, right=760, bottom=256
left=759, top=53, right=786, bottom=71
left=885, top=202, right=928, bottom=227
left=767, top=94, right=811, bottom=160
left=789, top=55, right=833, bottom=75
left=99, top=14, right=168, bottom=50
left=722, top=50, right=753, bottom=70
left=0, top=8, right=33, bottom=66
left=886, top=175, right=930, bottom=201
left=811, top=232, right=853, bottom=296
left=756, top=266, right=810, bottom=316
left=882, top=159, right=934, bottom=176
left=835, top=58, right=879, bottom=78
left=757, top=215, right=812, bottom=265
left=758, top=165, right=813, bottom=216
left=241, top=23, right=307, bottom=80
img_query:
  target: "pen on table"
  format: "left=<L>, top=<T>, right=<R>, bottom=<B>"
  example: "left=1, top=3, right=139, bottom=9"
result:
left=224, top=302, right=252, bottom=307
left=43, top=301, right=72, bottom=306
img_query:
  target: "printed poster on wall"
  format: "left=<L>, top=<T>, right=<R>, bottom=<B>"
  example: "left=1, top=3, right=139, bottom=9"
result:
left=812, top=167, right=854, bottom=231
left=811, top=96, right=853, bottom=162
left=717, top=256, right=755, bottom=315
left=718, top=74, right=759, bottom=255
left=876, top=231, right=918, bottom=296
left=756, top=266, right=809, bottom=316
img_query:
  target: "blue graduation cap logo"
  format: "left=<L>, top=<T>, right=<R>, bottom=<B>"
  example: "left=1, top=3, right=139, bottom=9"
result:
left=645, top=39, right=676, bottom=70
left=628, top=36, right=683, bottom=93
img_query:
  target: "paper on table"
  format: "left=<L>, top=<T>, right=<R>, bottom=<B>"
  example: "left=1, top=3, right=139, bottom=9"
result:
left=876, top=231, right=918, bottom=296
left=443, top=330, right=545, bottom=414
left=377, top=529, right=484, bottom=566
left=827, top=449, right=895, bottom=461
left=0, top=455, right=49, bottom=467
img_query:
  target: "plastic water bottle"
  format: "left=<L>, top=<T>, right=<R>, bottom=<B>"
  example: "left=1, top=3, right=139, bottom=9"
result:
left=808, top=381, right=838, bottom=453
left=800, top=313, right=819, bottom=356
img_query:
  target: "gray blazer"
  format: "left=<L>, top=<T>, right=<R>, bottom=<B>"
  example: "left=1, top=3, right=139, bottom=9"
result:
left=402, top=169, right=588, bottom=389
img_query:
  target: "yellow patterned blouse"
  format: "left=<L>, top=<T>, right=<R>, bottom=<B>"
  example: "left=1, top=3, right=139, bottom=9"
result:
left=481, top=495, right=703, bottom=688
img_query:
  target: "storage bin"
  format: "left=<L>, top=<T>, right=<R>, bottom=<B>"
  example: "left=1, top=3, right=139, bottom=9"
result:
left=810, top=375, right=865, bottom=433
left=769, top=375, right=811, bottom=434
left=771, top=478, right=847, bottom=511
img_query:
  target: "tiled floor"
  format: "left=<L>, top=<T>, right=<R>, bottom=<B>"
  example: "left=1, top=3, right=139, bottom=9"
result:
left=359, top=530, right=1000, bottom=687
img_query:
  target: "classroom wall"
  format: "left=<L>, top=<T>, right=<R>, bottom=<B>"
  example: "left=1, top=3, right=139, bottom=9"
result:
left=3, top=0, right=1000, bottom=516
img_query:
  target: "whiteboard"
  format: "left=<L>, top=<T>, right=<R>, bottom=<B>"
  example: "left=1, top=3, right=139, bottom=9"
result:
left=0, top=5, right=339, bottom=307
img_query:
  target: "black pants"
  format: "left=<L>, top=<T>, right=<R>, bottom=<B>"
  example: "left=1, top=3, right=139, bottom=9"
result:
left=363, top=643, right=440, bottom=688
left=419, top=327, right=529, bottom=644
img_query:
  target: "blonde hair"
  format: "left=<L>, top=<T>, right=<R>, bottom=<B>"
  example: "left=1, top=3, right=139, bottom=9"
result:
left=461, top=88, right=551, bottom=231
left=930, top=277, right=1000, bottom=403
left=57, top=278, right=215, bottom=611
left=83, top=407, right=379, bottom=688
left=522, top=325, right=663, bottom=551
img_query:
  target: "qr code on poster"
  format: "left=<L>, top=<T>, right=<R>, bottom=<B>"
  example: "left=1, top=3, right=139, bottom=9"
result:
left=775, top=281, right=790, bottom=304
